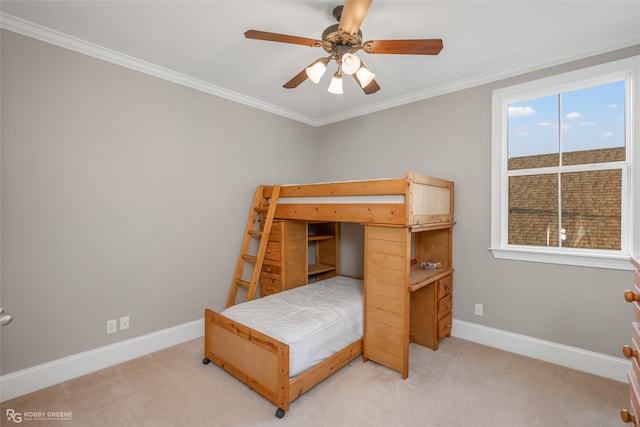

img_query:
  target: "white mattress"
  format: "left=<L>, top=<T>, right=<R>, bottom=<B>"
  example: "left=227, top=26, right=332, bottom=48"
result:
left=278, top=195, right=404, bottom=204
left=220, top=276, right=364, bottom=377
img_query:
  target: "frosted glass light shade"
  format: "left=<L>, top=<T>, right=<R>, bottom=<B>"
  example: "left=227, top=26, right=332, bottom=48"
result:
left=341, top=53, right=361, bottom=75
left=327, top=72, right=343, bottom=94
left=355, top=66, right=375, bottom=88
left=306, top=61, right=327, bottom=84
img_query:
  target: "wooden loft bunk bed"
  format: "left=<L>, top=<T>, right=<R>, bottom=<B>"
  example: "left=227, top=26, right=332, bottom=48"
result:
left=269, top=171, right=453, bottom=225
left=203, top=172, right=454, bottom=417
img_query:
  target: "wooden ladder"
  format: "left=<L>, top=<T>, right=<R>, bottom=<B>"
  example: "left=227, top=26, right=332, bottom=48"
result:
left=226, top=185, right=280, bottom=308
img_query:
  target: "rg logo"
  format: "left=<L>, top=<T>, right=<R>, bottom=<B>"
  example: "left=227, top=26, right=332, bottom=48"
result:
left=6, top=409, right=22, bottom=423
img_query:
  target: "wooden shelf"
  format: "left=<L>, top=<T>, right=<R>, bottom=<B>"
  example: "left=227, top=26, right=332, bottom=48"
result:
left=309, top=235, right=335, bottom=241
left=308, top=263, right=336, bottom=276
left=307, top=222, right=339, bottom=280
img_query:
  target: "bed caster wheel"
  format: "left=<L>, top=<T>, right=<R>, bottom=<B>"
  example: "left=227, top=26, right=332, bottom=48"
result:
left=202, top=357, right=211, bottom=365
left=275, top=408, right=286, bottom=418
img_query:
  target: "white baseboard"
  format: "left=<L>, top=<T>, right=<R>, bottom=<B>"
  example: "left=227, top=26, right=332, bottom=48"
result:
left=1, top=318, right=628, bottom=402
left=452, top=319, right=630, bottom=383
left=0, top=319, right=204, bottom=402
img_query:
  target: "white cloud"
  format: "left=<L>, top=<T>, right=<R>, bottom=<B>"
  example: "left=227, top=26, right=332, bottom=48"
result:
left=536, top=122, right=569, bottom=130
left=508, top=106, right=536, bottom=118
left=600, top=131, right=615, bottom=137
left=579, top=121, right=597, bottom=126
left=605, top=104, right=618, bottom=109
left=565, top=112, right=583, bottom=119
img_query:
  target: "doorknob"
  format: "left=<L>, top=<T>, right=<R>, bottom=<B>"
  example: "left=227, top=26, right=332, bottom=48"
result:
left=0, top=307, right=13, bottom=326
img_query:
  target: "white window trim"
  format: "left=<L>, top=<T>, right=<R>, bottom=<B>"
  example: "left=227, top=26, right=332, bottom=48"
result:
left=490, top=56, right=639, bottom=270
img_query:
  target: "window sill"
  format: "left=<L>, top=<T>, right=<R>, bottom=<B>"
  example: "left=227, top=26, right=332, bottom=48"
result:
left=489, top=246, right=634, bottom=270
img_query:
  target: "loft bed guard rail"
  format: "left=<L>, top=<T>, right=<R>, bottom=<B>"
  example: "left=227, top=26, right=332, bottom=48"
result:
left=262, top=172, right=453, bottom=226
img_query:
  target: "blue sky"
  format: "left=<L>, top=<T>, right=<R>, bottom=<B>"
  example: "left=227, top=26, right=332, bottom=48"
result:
left=507, top=80, right=625, bottom=158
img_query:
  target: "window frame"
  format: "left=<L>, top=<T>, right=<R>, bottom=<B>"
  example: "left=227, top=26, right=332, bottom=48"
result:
left=490, top=56, right=639, bottom=270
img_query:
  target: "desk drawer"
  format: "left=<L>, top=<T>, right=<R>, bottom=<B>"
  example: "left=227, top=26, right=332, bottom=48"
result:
left=438, top=293, right=452, bottom=320
left=268, top=221, right=282, bottom=241
left=628, top=371, right=640, bottom=426
left=437, top=275, right=453, bottom=299
left=264, top=241, right=281, bottom=261
left=438, top=312, right=452, bottom=339
left=635, top=277, right=640, bottom=322
left=624, top=285, right=640, bottom=323
left=261, top=262, right=281, bottom=278
left=633, top=322, right=640, bottom=353
left=260, top=277, right=282, bottom=297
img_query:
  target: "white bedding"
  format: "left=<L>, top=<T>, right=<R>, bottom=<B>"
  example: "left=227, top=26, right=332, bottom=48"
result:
left=220, top=276, right=364, bottom=377
left=278, top=195, right=405, bottom=204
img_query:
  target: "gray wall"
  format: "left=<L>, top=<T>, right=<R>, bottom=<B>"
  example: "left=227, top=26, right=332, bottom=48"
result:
left=1, top=27, right=638, bottom=377
left=316, top=45, right=640, bottom=358
left=0, top=30, right=318, bottom=373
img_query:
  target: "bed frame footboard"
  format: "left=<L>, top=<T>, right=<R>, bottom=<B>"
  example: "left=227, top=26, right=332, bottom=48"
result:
left=204, top=308, right=290, bottom=410
left=204, top=308, right=363, bottom=415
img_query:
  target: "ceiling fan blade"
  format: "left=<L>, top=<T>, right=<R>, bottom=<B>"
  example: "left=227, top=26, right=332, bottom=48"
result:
left=339, top=0, right=372, bottom=37
left=352, top=60, right=380, bottom=95
left=362, top=39, right=444, bottom=55
left=245, top=30, right=322, bottom=47
left=283, top=67, right=309, bottom=89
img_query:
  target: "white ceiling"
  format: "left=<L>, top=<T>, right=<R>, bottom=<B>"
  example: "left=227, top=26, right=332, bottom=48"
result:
left=2, top=1, right=640, bottom=126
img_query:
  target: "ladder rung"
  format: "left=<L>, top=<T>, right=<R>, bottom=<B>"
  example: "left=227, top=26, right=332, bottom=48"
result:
left=235, top=279, right=251, bottom=288
left=241, top=254, right=257, bottom=263
left=227, top=185, right=280, bottom=308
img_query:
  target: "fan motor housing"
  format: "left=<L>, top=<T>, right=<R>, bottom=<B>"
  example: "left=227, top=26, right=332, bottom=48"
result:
left=321, top=24, right=362, bottom=53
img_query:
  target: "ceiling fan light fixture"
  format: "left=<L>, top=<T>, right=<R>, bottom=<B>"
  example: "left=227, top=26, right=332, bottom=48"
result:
left=355, top=66, right=376, bottom=88
left=306, top=59, right=328, bottom=84
left=327, top=70, right=343, bottom=94
left=341, top=53, right=361, bottom=75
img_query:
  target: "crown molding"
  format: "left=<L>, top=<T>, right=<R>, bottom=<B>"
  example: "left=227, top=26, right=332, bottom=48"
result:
left=2, top=12, right=640, bottom=127
left=316, top=29, right=640, bottom=126
left=0, top=13, right=319, bottom=126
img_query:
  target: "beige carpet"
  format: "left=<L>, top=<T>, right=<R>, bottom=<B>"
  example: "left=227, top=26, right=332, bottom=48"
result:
left=1, top=337, right=628, bottom=427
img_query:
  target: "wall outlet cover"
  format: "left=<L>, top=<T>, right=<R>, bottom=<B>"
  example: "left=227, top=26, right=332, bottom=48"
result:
left=119, top=316, right=130, bottom=331
left=107, top=319, right=117, bottom=334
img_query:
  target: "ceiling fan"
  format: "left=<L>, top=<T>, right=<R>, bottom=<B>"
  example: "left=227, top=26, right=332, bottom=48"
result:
left=244, top=0, right=443, bottom=95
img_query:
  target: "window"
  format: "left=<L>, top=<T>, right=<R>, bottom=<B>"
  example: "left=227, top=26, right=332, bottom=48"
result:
left=491, top=57, right=639, bottom=270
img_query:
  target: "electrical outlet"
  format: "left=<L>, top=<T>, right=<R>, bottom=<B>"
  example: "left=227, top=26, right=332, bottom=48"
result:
left=119, top=316, right=130, bottom=331
left=107, top=319, right=117, bottom=334
left=475, top=303, right=483, bottom=316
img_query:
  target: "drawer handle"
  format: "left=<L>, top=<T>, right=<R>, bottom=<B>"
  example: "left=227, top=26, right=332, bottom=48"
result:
left=625, top=290, right=640, bottom=303
left=623, top=345, right=638, bottom=359
left=266, top=267, right=272, bottom=272
left=621, top=409, right=636, bottom=423
left=445, top=283, right=451, bottom=290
